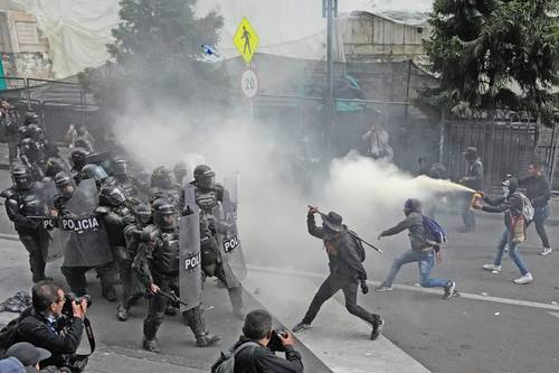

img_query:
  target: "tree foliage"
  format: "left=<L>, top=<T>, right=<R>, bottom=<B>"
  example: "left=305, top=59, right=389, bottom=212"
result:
left=79, top=0, right=229, bottom=110
left=420, top=0, right=558, bottom=123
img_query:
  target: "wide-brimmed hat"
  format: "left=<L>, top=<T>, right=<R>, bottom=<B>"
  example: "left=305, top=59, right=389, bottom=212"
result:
left=320, top=211, right=344, bottom=232
left=6, top=342, right=51, bottom=367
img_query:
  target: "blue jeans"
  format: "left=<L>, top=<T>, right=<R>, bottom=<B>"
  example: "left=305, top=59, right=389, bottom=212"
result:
left=527, top=205, right=550, bottom=248
left=461, top=195, right=475, bottom=229
left=493, top=229, right=530, bottom=276
left=384, top=249, right=450, bottom=288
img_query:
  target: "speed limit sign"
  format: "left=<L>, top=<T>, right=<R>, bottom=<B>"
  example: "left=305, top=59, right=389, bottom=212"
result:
left=241, top=69, right=259, bottom=99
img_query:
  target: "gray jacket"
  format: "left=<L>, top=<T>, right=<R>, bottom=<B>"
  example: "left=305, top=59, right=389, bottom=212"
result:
left=380, top=212, right=429, bottom=251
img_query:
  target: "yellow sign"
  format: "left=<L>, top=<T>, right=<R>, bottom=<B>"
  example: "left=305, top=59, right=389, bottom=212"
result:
left=233, top=17, right=259, bottom=64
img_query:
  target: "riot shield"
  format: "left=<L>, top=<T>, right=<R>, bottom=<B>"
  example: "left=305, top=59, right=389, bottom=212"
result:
left=216, top=175, right=247, bottom=285
left=61, top=179, right=113, bottom=267
left=37, top=179, right=64, bottom=260
left=178, top=209, right=202, bottom=313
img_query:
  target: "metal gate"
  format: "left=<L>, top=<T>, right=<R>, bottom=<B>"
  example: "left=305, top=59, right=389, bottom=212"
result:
left=443, top=120, right=542, bottom=191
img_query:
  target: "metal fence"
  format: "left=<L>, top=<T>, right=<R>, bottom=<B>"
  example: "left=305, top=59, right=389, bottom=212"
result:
left=0, top=76, right=106, bottom=143
left=443, top=118, right=558, bottom=192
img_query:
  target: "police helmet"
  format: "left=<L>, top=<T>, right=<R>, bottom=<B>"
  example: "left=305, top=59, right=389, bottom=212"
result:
left=134, top=203, right=152, bottom=225
left=54, top=171, right=74, bottom=197
left=193, top=164, right=215, bottom=190
left=11, top=163, right=31, bottom=190
left=153, top=198, right=176, bottom=230
left=113, top=158, right=130, bottom=178
left=150, top=166, right=173, bottom=190
left=100, top=185, right=126, bottom=207
left=70, top=148, right=90, bottom=170
left=27, top=124, right=44, bottom=142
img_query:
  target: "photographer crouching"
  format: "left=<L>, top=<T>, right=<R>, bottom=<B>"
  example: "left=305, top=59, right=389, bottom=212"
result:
left=212, top=309, right=303, bottom=373
left=12, top=280, right=92, bottom=372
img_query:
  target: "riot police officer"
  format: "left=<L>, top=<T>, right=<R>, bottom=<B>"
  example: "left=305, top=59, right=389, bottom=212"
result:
left=182, top=164, right=246, bottom=320
left=112, top=157, right=147, bottom=203
left=69, top=147, right=90, bottom=184
left=18, top=125, right=59, bottom=180
left=133, top=199, right=220, bottom=351
left=1, top=164, right=50, bottom=282
left=117, top=203, right=153, bottom=321
left=173, top=161, right=188, bottom=186
left=53, top=171, right=118, bottom=301
left=96, top=185, right=137, bottom=319
left=150, top=166, right=181, bottom=206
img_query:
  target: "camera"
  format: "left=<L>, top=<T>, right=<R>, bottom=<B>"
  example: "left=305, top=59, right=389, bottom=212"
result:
left=62, top=293, right=92, bottom=317
left=267, top=329, right=288, bottom=352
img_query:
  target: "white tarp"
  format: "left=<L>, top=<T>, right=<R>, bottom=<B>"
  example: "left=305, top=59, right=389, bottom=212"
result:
left=7, top=0, right=432, bottom=78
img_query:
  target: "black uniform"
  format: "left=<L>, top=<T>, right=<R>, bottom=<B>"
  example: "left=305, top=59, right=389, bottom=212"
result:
left=1, top=181, right=50, bottom=282
left=96, top=187, right=136, bottom=307
left=117, top=216, right=151, bottom=320
left=133, top=207, right=219, bottom=350
left=3, top=108, right=20, bottom=164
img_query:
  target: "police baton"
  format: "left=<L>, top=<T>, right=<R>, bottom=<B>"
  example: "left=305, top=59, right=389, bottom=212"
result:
left=308, top=205, right=383, bottom=254
left=157, top=290, right=188, bottom=307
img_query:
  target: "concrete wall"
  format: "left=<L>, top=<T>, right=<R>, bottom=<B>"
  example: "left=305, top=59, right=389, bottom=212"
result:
left=341, top=13, right=432, bottom=61
left=0, top=10, right=52, bottom=86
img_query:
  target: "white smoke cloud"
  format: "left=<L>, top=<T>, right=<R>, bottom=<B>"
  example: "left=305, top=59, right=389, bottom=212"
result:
left=111, top=106, right=473, bottom=274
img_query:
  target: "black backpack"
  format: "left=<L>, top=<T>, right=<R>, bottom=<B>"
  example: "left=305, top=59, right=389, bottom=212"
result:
left=0, top=316, right=21, bottom=358
left=348, top=230, right=366, bottom=263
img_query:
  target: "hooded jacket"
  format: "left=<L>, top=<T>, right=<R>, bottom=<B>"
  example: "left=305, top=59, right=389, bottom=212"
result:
left=481, top=177, right=523, bottom=229
left=380, top=200, right=429, bottom=251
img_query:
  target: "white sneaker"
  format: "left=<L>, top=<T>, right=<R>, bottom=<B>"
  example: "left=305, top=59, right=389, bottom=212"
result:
left=540, top=248, right=552, bottom=256
left=513, top=273, right=533, bottom=285
left=483, top=264, right=501, bottom=272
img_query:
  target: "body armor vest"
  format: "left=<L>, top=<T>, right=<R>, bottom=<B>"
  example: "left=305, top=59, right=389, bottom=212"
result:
left=154, top=230, right=180, bottom=276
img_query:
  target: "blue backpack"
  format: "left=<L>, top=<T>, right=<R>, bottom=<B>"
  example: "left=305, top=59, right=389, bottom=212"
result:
left=422, top=215, right=447, bottom=246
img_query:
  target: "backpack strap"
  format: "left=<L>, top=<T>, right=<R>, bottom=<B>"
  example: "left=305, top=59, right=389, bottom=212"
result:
left=233, top=341, right=260, bottom=357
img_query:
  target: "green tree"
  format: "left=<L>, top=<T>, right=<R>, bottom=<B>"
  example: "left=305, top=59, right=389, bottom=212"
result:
left=79, top=0, right=229, bottom=110
left=420, top=0, right=558, bottom=123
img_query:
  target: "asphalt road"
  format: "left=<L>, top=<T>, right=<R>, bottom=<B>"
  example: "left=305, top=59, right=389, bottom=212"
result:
left=0, top=164, right=557, bottom=372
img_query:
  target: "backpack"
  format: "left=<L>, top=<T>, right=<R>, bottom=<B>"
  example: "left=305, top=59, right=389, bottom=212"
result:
left=211, top=341, right=260, bottom=373
left=516, top=192, right=534, bottom=222
left=348, top=230, right=366, bottom=262
left=0, top=316, right=21, bottom=357
left=422, top=215, right=447, bottom=246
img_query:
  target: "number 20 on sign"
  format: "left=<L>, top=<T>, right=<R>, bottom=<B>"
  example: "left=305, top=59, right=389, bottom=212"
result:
left=241, top=69, right=259, bottom=99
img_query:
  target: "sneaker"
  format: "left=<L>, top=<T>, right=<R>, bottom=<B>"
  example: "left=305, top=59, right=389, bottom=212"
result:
left=482, top=264, right=501, bottom=272
left=196, top=334, right=221, bottom=347
left=142, top=337, right=160, bottom=353
left=442, top=281, right=456, bottom=300
left=292, top=322, right=312, bottom=333
left=375, top=284, right=393, bottom=292
left=540, top=248, right=552, bottom=256
left=513, top=273, right=533, bottom=285
left=370, top=315, right=384, bottom=340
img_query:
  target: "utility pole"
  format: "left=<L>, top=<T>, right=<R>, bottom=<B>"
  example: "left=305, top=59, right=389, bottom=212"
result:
left=323, top=0, right=337, bottom=148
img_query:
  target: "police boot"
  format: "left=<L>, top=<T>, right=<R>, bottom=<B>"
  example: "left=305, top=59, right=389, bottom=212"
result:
left=142, top=336, right=160, bottom=353
left=196, top=335, right=221, bottom=347
left=183, top=307, right=221, bottom=347
left=228, top=286, right=246, bottom=320
left=116, top=303, right=129, bottom=321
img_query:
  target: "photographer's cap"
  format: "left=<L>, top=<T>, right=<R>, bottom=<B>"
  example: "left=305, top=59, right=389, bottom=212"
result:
left=6, top=342, right=51, bottom=366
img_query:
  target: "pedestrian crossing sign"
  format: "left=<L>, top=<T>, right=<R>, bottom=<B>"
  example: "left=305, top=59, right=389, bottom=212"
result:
left=233, top=17, right=259, bottom=64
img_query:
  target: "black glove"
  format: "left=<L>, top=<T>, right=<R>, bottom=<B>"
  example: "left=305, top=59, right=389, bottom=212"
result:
left=360, top=280, right=369, bottom=294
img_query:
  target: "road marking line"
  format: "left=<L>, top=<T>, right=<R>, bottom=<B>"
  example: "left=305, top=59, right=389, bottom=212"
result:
left=247, top=264, right=559, bottom=312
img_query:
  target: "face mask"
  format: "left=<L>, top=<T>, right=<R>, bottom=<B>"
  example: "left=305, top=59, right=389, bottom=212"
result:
left=502, top=186, right=510, bottom=197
